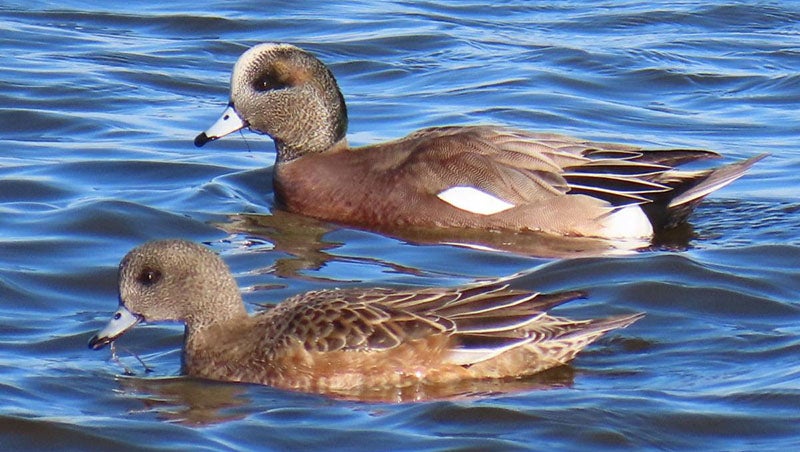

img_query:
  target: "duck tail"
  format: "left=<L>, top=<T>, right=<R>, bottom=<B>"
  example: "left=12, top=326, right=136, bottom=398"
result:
left=642, top=153, right=768, bottom=229
left=546, top=311, right=645, bottom=363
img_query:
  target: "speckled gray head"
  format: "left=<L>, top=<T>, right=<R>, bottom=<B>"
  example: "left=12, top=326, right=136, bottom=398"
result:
left=88, top=240, right=245, bottom=351
left=194, top=43, right=348, bottom=161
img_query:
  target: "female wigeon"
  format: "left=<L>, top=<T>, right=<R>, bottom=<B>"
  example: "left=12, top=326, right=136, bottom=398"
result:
left=89, top=240, right=642, bottom=397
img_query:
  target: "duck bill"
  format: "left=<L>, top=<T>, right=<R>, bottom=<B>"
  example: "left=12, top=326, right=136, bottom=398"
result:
left=88, top=306, right=141, bottom=350
left=194, top=103, right=247, bottom=147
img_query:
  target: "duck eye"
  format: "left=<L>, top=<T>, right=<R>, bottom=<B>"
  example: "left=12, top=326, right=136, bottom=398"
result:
left=253, top=73, right=288, bottom=92
left=137, top=268, right=161, bottom=286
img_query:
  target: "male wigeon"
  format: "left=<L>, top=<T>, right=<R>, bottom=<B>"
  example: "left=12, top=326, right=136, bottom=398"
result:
left=89, top=239, right=642, bottom=397
left=195, top=43, right=765, bottom=240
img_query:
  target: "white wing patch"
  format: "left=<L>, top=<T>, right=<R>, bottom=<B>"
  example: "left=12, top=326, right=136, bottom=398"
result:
left=436, top=186, right=515, bottom=215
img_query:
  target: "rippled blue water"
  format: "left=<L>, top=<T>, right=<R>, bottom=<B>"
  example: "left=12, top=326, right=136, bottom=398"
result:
left=2, top=1, right=799, bottom=450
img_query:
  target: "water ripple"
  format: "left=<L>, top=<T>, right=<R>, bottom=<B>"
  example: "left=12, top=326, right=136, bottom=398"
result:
left=1, top=1, right=799, bottom=450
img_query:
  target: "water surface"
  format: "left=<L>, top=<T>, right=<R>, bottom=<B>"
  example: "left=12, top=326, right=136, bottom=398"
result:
left=1, top=1, right=799, bottom=450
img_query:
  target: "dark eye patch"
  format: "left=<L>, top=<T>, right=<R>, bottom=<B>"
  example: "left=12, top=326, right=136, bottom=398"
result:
left=252, top=72, right=290, bottom=92
left=137, top=268, right=162, bottom=286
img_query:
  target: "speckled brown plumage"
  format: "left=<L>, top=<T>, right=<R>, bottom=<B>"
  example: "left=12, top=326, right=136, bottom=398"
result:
left=89, top=240, right=642, bottom=398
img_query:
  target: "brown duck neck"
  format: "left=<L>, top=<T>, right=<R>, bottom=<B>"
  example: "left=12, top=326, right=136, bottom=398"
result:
left=275, top=136, right=350, bottom=163
left=181, top=308, right=250, bottom=376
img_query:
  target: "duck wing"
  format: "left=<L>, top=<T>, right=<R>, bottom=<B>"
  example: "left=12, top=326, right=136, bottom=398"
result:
left=399, top=126, right=764, bottom=229
left=400, top=126, right=688, bottom=209
left=263, top=280, right=588, bottom=362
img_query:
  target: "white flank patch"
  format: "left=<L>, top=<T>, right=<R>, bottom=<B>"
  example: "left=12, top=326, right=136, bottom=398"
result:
left=601, top=205, right=654, bottom=239
left=436, top=186, right=515, bottom=215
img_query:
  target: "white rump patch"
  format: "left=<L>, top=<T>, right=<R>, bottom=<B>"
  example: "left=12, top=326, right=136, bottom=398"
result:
left=601, top=205, right=653, bottom=239
left=436, top=186, right=515, bottom=216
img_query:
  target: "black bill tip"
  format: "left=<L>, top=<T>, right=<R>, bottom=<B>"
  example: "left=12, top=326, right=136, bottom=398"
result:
left=88, top=334, right=112, bottom=350
left=194, top=132, right=212, bottom=148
